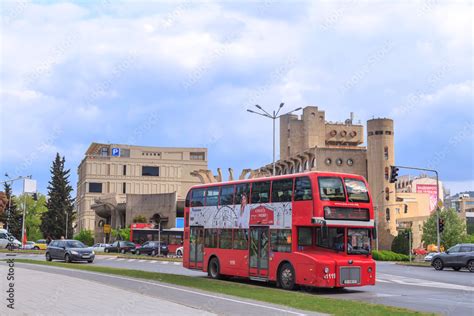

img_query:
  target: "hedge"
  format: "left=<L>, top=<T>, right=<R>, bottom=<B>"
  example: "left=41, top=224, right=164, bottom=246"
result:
left=372, top=250, right=409, bottom=261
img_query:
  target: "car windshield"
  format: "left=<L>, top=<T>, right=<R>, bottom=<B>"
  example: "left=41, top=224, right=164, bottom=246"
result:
left=344, top=179, right=370, bottom=203
left=347, top=228, right=371, bottom=255
left=125, top=242, right=135, bottom=247
left=66, top=241, right=86, bottom=248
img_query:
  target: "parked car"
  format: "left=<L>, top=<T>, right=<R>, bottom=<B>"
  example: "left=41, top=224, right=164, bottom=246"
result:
left=413, top=248, right=427, bottom=256
left=431, top=243, right=474, bottom=272
left=131, top=241, right=169, bottom=256
left=92, top=243, right=110, bottom=252
left=34, top=239, right=48, bottom=250
left=104, top=241, right=136, bottom=254
left=424, top=252, right=439, bottom=262
left=0, top=229, right=22, bottom=250
left=176, top=246, right=183, bottom=257
left=46, top=239, right=95, bottom=263
left=23, top=241, right=36, bottom=250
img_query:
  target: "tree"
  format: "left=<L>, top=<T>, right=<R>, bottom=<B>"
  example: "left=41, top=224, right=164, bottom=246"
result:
left=41, top=153, right=75, bottom=239
left=74, top=229, right=94, bottom=246
left=422, top=208, right=467, bottom=249
left=111, top=228, right=130, bottom=241
left=15, top=193, right=47, bottom=241
left=0, top=183, right=23, bottom=239
left=391, top=229, right=411, bottom=255
left=132, top=215, right=148, bottom=223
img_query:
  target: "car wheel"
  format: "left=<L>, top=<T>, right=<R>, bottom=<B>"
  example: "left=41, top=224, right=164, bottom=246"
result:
left=177, top=249, right=182, bottom=256
left=208, top=257, right=221, bottom=279
left=121, top=249, right=126, bottom=254
left=278, top=262, right=296, bottom=290
left=33, top=246, right=40, bottom=250
left=432, top=258, right=444, bottom=271
left=45, top=252, right=52, bottom=262
left=87, top=260, right=94, bottom=263
left=65, top=254, right=71, bottom=263
left=468, top=260, right=474, bottom=273
left=136, top=250, right=140, bottom=256
left=105, top=249, right=109, bottom=253
left=453, top=267, right=461, bottom=271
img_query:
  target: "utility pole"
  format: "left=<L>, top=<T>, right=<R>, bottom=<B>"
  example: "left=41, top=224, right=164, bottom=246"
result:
left=247, top=103, right=302, bottom=176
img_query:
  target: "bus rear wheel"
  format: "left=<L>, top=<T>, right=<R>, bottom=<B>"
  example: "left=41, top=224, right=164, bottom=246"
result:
left=278, top=262, right=296, bottom=290
left=208, top=257, right=221, bottom=279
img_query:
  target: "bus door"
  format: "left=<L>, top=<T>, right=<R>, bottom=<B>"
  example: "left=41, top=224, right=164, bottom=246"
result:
left=189, top=226, right=204, bottom=269
left=249, top=226, right=269, bottom=278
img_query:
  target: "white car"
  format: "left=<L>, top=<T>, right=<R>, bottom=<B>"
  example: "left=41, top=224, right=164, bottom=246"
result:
left=23, top=241, right=36, bottom=250
left=92, top=243, right=111, bottom=252
left=0, top=229, right=22, bottom=249
left=176, top=246, right=183, bottom=257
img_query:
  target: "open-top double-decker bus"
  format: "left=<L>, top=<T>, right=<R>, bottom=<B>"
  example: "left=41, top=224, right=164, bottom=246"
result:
left=183, top=171, right=376, bottom=290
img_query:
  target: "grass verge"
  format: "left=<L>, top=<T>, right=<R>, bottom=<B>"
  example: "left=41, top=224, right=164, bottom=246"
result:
left=116, top=254, right=182, bottom=262
left=396, top=262, right=431, bottom=267
left=12, top=259, right=431, bottom=316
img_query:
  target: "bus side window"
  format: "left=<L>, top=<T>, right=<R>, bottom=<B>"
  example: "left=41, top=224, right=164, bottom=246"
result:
left=191, top=189, right=205, bottom=207
left=235, top=183, right=250, bottom=204
left=294, top=177, right=313, bottom=201
left=251, top=181, right=270, bottom=204
left=271, top=178, right=294, bottom=202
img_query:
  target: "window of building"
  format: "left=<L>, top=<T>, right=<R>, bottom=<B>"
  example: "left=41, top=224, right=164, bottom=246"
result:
left=386, top=208, right=390, bottom=221
left=191, top=189, right=205, bottom=207
left=205, top=187, right=219, bottom=206
left=270, top=229, right=291, bottom=252
left=89, top=182, right=102, bottom=193
left=122, top=182, right=126, bottom=194
left=100, top=147, right=108, bottom=157
left=272, top=178, right=294, bottom=202
left=204, top=229, right=218, bottom=248
left=385, top=167, right=389, bottom=180
left=347, top=158, right=354, bottom=166
left=368, top=131, right=374, bottom=136
left=251, top=181, right=270, bottom=203
left=385, top=131, right=392, bottom=135
left=219, top=229, right=232, bottom=249
left=142, top=166, right=159, bottom=176
left=375, top=130, right=383, bottom=135
left=384, top=146, right=389, bottom=160
left=190, top=152, right=205, bottom=160
left=336, top=158, right=343, bottom=166
left=233, top=229, right=248, bottom=249
left=298, top=227, right=312, bottom=246
left=120, top=149, right=130, bottom=157
left=219, top=185, right=234, bottom=206
left=176, top=200, right=184, bottom=218
left=123, top=165, right=127, bottom=176
left=235, top=183, right=250, bottom=205
left=325, top=158, right=332, bottom=165
left=385, top=187, right=390, bottom=201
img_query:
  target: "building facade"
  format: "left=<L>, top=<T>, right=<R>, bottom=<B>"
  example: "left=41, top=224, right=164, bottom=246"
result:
left=76, top=143, right=207, bottom=238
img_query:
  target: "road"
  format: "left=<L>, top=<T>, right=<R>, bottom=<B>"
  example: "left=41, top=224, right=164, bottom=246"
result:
left=1, top=253, right=473, bottom=315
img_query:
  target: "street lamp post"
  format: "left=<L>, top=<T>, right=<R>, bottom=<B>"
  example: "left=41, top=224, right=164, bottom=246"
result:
left=247, top=103, right=302, bottom=176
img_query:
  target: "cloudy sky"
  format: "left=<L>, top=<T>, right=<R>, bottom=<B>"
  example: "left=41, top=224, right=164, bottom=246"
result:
left=1, top=0, right=473, bottom=196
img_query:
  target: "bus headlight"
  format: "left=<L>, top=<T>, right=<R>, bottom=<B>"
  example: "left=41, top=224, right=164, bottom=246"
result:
left=368, top=267, right=372, bottom=273
left=324, top=267, right=329, bottom=274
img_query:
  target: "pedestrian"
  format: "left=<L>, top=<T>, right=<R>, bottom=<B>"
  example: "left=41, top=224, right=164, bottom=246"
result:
left=60, top=236, right=65, bottom=240
left=46, top=236, right=52, bottom=245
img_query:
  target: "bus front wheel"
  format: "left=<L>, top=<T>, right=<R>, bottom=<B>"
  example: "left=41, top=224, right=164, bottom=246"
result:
left=208, top=257, right=221, bottom=279
left=278, top=262, right=296, bottom=290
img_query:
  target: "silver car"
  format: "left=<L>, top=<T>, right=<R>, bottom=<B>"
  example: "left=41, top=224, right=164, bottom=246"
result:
left=424, top=252, right=439, bottom=262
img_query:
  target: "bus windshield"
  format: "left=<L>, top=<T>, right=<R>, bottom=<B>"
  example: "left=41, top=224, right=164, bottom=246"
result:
left=318, top=177, right=345, bottom=201
left=347, top=228, right=371, bottom=255
left=344, top=179, right=370, bottom=203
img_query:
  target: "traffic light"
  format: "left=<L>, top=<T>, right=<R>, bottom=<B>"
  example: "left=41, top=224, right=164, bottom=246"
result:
left=389, top=166, right=399, bottom=183
left=438, top=218, right=445, bottom=234
left=32, top=193, right=38, bottom=201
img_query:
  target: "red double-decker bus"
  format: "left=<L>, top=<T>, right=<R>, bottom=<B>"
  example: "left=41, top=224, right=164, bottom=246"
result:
left=183, top=171, right=376, bottom=290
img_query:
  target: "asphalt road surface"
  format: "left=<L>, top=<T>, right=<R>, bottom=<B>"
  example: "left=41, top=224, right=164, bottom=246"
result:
left=1, top=253, right=473, bottom=315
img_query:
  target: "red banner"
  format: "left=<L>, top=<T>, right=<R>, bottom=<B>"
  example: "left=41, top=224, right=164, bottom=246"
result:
left=416, top=184, right=438, bottom=212
left=249, top=206, right=274, bottom=225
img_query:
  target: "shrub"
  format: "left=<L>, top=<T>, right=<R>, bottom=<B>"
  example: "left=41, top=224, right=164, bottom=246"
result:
left=372, top=250, right=409, bottom=261
left=391, top=230, right=411, bottom=255
left=132, top=215, right=148, bottom=223
left=74, top=229, right=94, bottom=246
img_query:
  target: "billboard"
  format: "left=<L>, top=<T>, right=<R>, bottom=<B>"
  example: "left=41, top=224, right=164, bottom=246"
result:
left=416, top=184, right=438, bottom=212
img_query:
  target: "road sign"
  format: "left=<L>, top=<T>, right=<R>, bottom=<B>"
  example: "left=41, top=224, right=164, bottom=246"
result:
left=111, top=148, right=120, bottom=157
left=437, top=200, right=443, bottom=209
left=103, top=224, right=111, bottom=234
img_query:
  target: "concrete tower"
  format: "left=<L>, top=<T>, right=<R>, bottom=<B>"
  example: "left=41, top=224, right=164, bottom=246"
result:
left=367, top=118, right=396, bottom=250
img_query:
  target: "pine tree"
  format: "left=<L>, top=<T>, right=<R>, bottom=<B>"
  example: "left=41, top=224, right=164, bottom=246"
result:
left=0, top=182, right=23, bottom=239
left=41, top=153, right=75, bottom=239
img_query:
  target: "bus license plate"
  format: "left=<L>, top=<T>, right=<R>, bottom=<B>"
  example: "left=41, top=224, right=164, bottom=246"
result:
left=343, top=280, right=358, bottom=284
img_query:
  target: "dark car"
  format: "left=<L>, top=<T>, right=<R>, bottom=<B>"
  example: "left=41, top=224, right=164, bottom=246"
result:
left=131, top=241, right=169, bottom=256
left=46, top=240, right=95, bottom=263
left=431, top=243, right=474, bottom=272
left=104, top=240, right=136, bottom=254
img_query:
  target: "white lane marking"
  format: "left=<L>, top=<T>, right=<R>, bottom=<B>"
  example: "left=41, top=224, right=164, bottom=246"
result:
left=148, top=260, right=157, bottom=264
left=19, top=264, right=306, bottom=315
left=116, top=259, right=125, bottom=261
left=138, top=260, right=146, bottom=263
left=378, top=273, right=474, bottom=292
left=107, top=258, right=116, bottom=260
left=128, top=259, right=136, bottom=262
left=376, top=279, right=390, bottom=283
left=161, top=261, right=169, bottom=265
left=173, top=262, right=181, bottom=266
